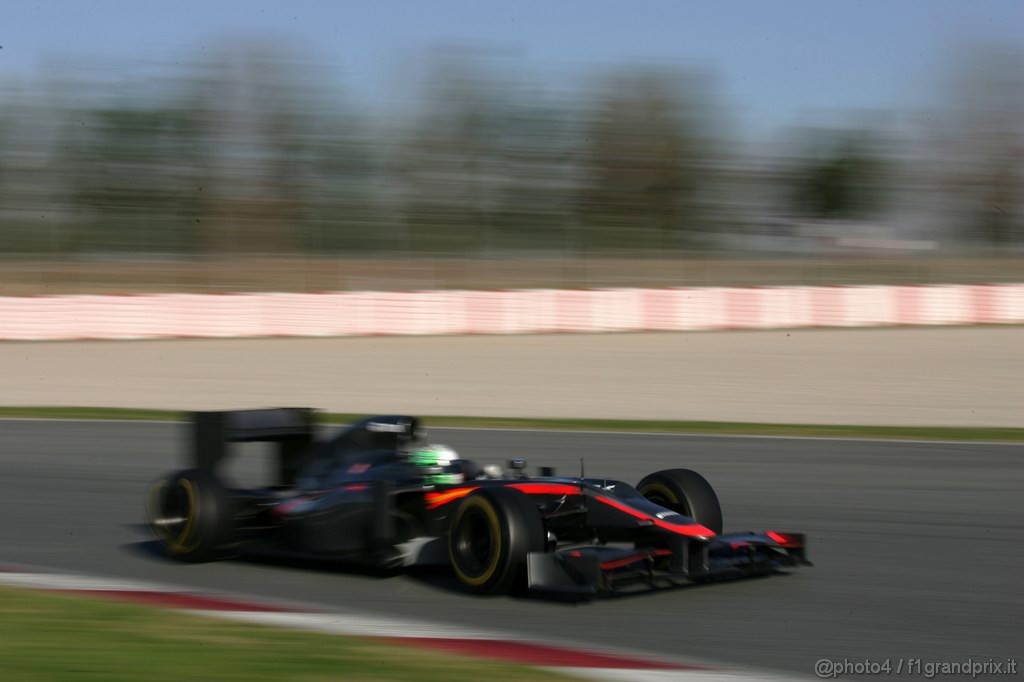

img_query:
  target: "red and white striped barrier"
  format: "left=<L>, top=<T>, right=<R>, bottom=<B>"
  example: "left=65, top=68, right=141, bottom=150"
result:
left=0, top=283, right=1021, bottom=341
left=0, top=564, right=789, bottom=681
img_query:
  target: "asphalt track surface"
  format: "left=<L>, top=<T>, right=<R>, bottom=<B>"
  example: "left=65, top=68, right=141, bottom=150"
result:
left=2, top=420, right=1021, bottom=678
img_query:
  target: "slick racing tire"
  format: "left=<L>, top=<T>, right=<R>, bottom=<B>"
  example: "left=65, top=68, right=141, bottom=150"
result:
left=637, top=468, right=723, bottom=534
left=148, top=468, right=232, bottom=562
left=448, top=487, right=545, bottom=595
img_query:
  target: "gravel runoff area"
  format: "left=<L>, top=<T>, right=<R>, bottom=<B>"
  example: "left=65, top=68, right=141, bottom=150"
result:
left=2, top=326, right=1021, bottom=427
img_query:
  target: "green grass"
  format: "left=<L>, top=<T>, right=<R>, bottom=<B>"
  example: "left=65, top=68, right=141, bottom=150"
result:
left=0, top=587, right=576, bottom=681
left=0, top=406, right=185, bottom=421
left=0, top=406, right=1021, bottom=441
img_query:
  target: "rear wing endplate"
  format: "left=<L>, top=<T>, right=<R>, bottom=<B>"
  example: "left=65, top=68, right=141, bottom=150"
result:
left=192, top=408, right=318, bottom=486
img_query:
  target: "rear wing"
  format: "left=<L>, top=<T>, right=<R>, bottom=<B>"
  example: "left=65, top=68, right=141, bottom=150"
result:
left=192, top=408, right=318, bottom=486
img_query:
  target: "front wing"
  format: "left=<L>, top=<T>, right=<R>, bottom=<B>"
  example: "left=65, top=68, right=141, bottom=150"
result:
left=527, top=531, right=811, bottom=595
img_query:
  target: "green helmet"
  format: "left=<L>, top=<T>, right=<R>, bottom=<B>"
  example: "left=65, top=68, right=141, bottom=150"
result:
left=409, top=445, right=464, bottom=485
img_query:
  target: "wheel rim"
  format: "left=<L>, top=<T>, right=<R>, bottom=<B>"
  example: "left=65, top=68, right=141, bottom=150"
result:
left=640, top=482, right=692, bottom=517
left=150, top=478, right=200, bottom=553
left=450, top=497, right=502, bottom=587
left=454, top=508, right=493, bottom=573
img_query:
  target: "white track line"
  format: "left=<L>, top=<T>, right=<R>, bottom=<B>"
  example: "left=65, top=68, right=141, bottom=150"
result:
left=558, top=670, right=801, bottom=682
left=185, top=609, right=507, bottom=641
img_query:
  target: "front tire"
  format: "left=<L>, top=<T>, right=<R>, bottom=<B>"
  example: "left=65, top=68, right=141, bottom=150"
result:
left=448, top=488, right=545, bottom=595
left=148, top=468, right=232, bottom=562
left=637, top=468, right=723, bottom=534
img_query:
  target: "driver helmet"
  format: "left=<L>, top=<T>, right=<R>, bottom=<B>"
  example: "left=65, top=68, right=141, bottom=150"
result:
left=408, top=444, right=464, bottom=486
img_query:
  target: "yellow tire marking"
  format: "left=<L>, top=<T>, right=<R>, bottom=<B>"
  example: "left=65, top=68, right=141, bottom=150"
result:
left=170, top=478, right=201, bottom=554
left=148, top=480, right=170, bottom=544
left=641, top=482, right=680, bottom=506
left=450, top=496, right=502, bottom=588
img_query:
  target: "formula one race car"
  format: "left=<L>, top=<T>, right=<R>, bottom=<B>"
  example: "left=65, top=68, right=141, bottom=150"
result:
left=147, top=410, right=810, bottom=595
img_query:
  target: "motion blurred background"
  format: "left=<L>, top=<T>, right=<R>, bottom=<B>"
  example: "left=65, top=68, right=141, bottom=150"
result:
left=1, top=0, right=1022, bottom=293
left=2, top=6, right=1022, bottom=679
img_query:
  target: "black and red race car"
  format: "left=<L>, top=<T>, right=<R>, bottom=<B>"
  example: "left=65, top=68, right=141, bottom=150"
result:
left=148, top=410, right=810, bottom=595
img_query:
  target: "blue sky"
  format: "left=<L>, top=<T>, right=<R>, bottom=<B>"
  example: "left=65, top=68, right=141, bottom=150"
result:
left=2, top=1, right=1021, bottom=131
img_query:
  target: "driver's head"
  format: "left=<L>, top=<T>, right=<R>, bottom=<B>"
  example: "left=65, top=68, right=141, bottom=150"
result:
left=409, top=444, right=464, bottom=485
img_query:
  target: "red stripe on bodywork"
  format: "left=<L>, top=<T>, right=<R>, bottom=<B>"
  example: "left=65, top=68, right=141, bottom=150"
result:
left=507, top=483, right=581, bottom=496
left=424, top=482, right=581, bottom=510
left=599, top=548, right=672, bottom=571
left=766, top=531, right=802, bottom=548
left=424, top=487, right=479, bottom=509
left=272, top=496, right=312, bottom=516
left=594, top=496, right=715, bottom=538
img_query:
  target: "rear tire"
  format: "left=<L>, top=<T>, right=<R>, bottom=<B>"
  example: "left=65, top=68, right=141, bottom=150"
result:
left=637, top=468, right=723, bottom=534
left=148, top=468, right=232, bottom=562
left=448, top=487, right=545, bottom=595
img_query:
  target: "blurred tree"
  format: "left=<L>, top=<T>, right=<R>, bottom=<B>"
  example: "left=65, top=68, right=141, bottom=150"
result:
left=488, top=96, right=579, bottom=253
left=52, top=42, right=381, bottom=259
left=183, top=43, right=319, bottom=256
left=396, top=49, right=584, bottom=257
left=938, top=45, right=1024, bottom=246
left=0, top=104, right=9, bottom=243
left=304, top=112, right=383, bottom=254
left=0, top=82, right=80, bottom=255
left=577, top=66, right=712, bottom=253
left=789, top=131, right=887, bottom=221
left=66, top=105, right=205, bottom=254
left=397, top=50, right=509, bottom=256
